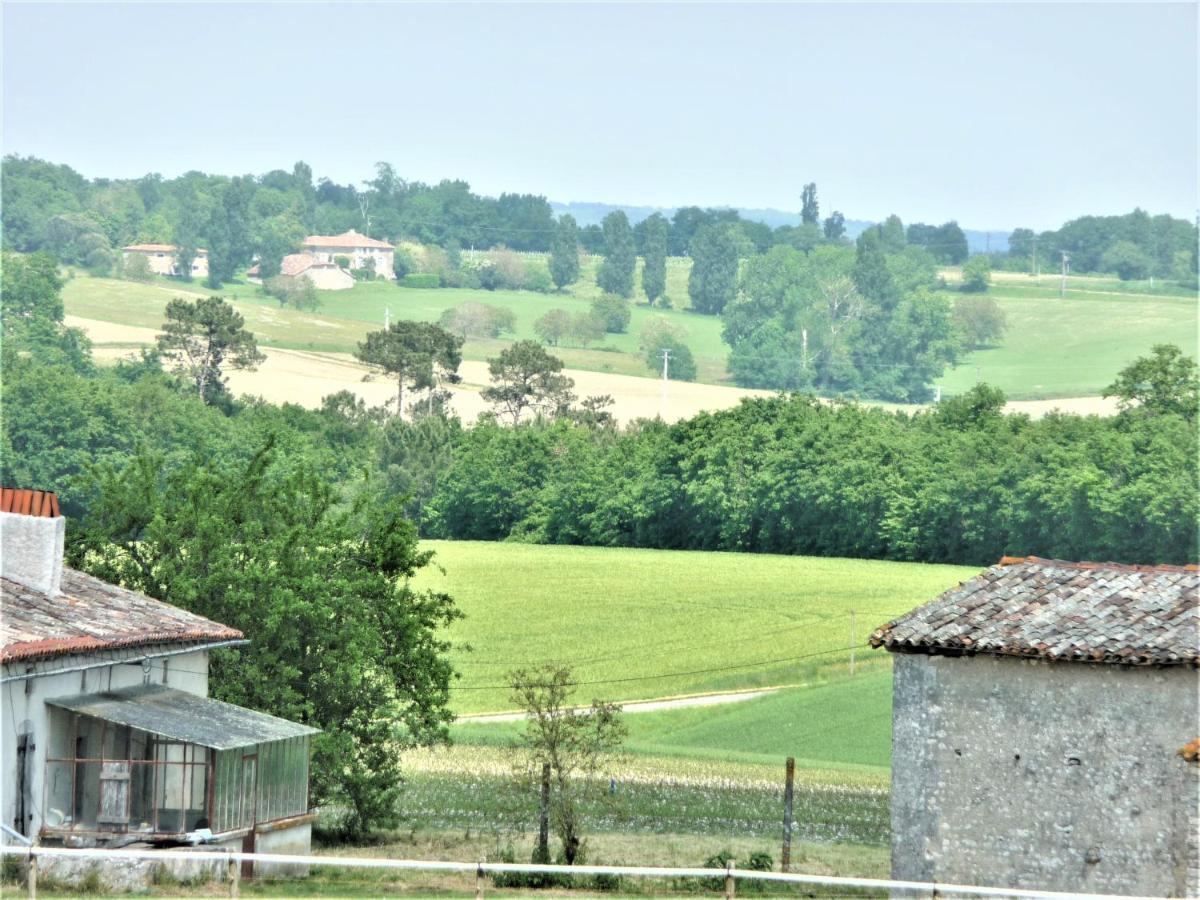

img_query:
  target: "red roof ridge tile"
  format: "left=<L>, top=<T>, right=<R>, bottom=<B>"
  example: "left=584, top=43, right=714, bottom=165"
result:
left=998, top=555, right=1198, bottom=574
left=0, top=487, right=62, bottom=518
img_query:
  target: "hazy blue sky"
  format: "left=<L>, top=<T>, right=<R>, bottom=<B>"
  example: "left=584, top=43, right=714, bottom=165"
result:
left=3, top=2, right=1195, bottom=230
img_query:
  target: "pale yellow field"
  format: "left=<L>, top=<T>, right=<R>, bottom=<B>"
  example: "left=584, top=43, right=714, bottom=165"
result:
left=71, top=316, right=1117, bottom=420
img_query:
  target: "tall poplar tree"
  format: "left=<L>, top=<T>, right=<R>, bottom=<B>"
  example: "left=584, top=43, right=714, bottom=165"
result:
left=596, top=211, right=635, bottom=298
left=801, top=183, right=820, bottom=225
left=687, top=224, right=739, bottom=315
left=549, top=214, right=581, bottom=291
left=641, top=213, right=668, bottom=306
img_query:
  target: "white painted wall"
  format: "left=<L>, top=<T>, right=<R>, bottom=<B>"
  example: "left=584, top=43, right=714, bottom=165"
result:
left=1, top=649, right=209, bottom=841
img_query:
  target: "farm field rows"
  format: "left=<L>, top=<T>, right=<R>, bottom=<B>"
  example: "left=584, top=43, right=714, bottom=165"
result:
left=413, top=540, right=977, bottom=716
left=64, top=267, right=1196, bottom=404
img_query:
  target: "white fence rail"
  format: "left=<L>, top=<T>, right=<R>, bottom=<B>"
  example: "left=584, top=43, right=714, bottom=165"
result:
left=0, top=844, right=1160, bottom=900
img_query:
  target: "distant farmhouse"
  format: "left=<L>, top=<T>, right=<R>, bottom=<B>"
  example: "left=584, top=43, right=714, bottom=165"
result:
left=247, top=229, right=395, bottom=290
left=872, top=556, right=1199, bottom=898
left=248, top=253, right=356, bottom=291
left=121, top=244, right=208, bottom=279
left=1, top=487, right=317, bottom=885
left=301, top=229, right=395, bottom=280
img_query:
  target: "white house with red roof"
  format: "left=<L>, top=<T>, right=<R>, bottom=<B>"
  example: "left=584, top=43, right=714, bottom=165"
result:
left=301, top=229, right=395, bottom=279
left=0, top=488, right=316, bottom=882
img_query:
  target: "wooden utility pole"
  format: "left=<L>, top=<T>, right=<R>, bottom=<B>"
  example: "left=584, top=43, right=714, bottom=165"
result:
left=849, top=609, right=857, bottom=677
left=227, top=854, right=239, bottom=898
left=781, top=756, right=796, bottom=872
left=26, top=852, right=36, bottom=900
left=724, top=860, right=736, bottom=899
left=536, top=762, right=551, bottom=864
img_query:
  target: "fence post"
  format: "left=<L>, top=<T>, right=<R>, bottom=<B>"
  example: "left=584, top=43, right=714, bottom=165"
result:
left=475, top=857, right=485, bottom=900
left=227, top=853, right=239, bottom=898
left=26, top=850, right=36, bottom=900
left=781, top=756, right=795, bottom=872
left=724, top=860, right=736, bottom=900
left=536, top=762, right=551, bottom=863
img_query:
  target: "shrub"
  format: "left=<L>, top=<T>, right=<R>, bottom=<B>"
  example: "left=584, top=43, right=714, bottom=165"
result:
left=535, top=308, right=573, bottom=346
left=488, top=247, right=526, bottom=290
left=393, top=247, right=416, bottom=278
left=123, top=253, right=153, bottom=282
left=401, top=273, right=441, bottom=289
left=570, top=311, right=607, bottom=347
left=264, top=275, right=321, bottom=311
left=954, top=295, right=1007, bottom=349
left=524, top=262, right=554, bottom=294
left=334, top=255, right=352, bottom=269
left=960, top=255, right=991, bottom=292
left=438, top=302, right=517, bottom=339
left=591, top=294, right=632, bottom=333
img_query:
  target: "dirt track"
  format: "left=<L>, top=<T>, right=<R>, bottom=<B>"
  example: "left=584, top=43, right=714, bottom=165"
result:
left=70, top=316, right=1119, bottom=420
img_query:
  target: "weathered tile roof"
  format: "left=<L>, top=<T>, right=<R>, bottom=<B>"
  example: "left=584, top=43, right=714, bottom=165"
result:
left=302, top=229, right=393, bottom=250
left=279, top=253, right=317, bottom=276
left=122, top=244, right=208, bottom=254
left=870, top=556, right=1199, bottom=666
left=1, top=568, right=242, bottom=664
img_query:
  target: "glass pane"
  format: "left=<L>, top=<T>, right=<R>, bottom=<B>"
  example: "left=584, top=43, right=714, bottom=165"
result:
left=44, top=761, right=73, bottom=828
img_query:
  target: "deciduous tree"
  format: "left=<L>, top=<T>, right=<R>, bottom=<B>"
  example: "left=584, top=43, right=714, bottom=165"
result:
left=596, top=211, right=635, bottom=297
left=640, top=213, right=668, bottom=305
left=549, top=215, right=581, bottom=291
left=800, top=183, right=819, bottom=225
left=687, top=224, right=739, bottom=315
left=1104, top=344, right=1198, bottom=421
left=507, top=665, right=626, bottom=865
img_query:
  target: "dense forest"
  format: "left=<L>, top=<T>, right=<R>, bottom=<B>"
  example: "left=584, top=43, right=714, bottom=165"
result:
left=6, top=155, right=1193, bottom=287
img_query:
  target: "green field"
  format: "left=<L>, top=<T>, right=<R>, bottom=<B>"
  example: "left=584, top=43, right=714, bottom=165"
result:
left=414, top=541, right=975, bottom=716
left=455, top=672, right=894, bottom=773
left=64, top=263, right=1197, bottom=400
left=938, top=278, right=1198, bottom=399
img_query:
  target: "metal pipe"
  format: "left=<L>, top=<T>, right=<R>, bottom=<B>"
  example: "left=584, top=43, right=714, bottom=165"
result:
left=0, top=845, right=1161, bottom=900
left=1, top=641, right=249, bottom=683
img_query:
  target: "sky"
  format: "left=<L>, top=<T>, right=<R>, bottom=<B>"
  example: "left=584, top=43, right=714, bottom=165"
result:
left=3, top=2, right=1196, bottom=231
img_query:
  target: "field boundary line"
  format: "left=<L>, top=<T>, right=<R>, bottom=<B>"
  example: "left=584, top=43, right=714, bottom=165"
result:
left=0, top=844, right=1159, bottom=900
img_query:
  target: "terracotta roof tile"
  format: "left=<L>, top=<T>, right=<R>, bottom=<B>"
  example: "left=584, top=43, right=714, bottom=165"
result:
left=302, top=229, right=393, bottom=250
left=870, top=556, right=1199, bottom=667
left=0, top=488, right=60, bottom=518
left=279, top=253, right=316, bottom=276
left=122, top=244, right=208, bottom=254
left=1, top=568, right=242, bottom=664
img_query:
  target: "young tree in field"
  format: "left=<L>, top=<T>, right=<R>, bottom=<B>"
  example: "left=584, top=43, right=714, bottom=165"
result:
left=482, top=340, right=575, bottom=424
left=687, top=224, right=739, bottom=314
left=73, top=439, right=461, bottom=840
left=638, top=316, right=697, bottom=381
left=549, top=214, right=581, bottom=291
left=960, top=255, right=992, bottom=292
left=507, top=665, right=626, bottom=865
left=355, top=321, right=463, bottom=418
left=800, top=183, right=819, bottom=225
left=1104, top=344, right=1198, bottom=421
left=590, top=294, right=632, bottom=333
left=123, top=253, right=153, bottom=282
left=953, top=295, right=1007, bottom=349
left=823, top=211, right=846, bottom=242
left=640, top=213, right=669, bottom=306
left=568, top=311, right=607, bottom=347
left=596, top=211, right=635, bottom=298
left=156, top=296, right=265, bottom=403
left=534, top=309, right=573, bottom=346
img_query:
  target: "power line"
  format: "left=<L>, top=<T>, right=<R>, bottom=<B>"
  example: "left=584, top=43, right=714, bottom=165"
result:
left=452, top=644, right=869, bottom=692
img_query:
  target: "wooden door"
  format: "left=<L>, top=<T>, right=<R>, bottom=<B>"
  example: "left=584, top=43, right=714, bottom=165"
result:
left=239, top=755, right=258, bottom=878
left=97, top=761, right=131, bottom=826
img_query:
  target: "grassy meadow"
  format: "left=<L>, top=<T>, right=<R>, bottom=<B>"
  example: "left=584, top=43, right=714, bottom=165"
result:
left=414, top=540, right=976, bottom=716
left=63, top=261, right=1196, bottom=401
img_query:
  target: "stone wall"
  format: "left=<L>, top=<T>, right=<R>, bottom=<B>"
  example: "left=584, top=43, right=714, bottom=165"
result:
left=890, top=653, right=1199, bottom=897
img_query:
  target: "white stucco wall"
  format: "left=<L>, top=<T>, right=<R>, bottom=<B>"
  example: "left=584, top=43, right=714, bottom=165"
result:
left=1, top=648, right=209, bottom=841
left=302, top=267, right=355, bottom=291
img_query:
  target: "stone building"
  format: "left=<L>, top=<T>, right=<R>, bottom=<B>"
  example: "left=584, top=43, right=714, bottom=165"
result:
left=871, top=555, right=1199, bottom=898
left=301, top=229, right=395, bottom=279
left=1, top=487, right=317, bottom=883
left=121, top=244, right=209, bottom=279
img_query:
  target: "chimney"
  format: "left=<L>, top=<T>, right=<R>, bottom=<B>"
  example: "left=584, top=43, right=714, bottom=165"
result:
left=1, top=488, right=65, bottom=596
